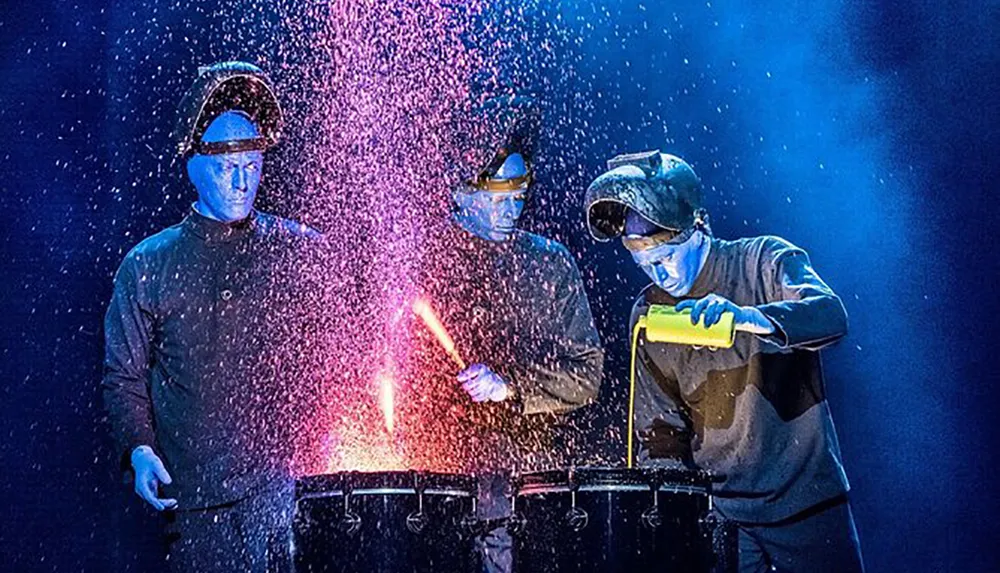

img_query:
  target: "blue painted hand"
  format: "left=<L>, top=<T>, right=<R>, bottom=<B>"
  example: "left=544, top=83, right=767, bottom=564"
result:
left=130, top=445, right=178, bottom=511
left=456, top=363, right=510, bottom=403
left=676, top=294, right=776, bottom=335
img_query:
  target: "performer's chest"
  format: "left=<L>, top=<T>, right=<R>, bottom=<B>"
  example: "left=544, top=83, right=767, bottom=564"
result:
left=150, top=240, right=286, bottom=350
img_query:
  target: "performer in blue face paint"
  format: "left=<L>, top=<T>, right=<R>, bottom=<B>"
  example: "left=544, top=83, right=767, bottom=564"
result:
left=410, top=95, right=605, bottom=573
left=451, top=151, right=529, bottom=244
left=101, top=61, right=320, bottom=573
left=450, top=150, right=531, bottom=404
left=585, top=150, right=864, bottom=573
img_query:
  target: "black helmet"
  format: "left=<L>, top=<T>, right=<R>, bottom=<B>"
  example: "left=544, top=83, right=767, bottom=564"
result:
left=452, top=94, right=541, bottom=191
left=172, top=61, right=283, bottom=157
left=584, top=150, right=702, bottom=241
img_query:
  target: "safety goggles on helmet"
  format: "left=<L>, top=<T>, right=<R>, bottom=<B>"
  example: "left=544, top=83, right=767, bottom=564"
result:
left=468, top=148, right=534, bottom=193
left=625, top=225, right=693, bottom=254
left=621, top=208, right=709, bottom=252
left=193, top=136, right=270, bottom=156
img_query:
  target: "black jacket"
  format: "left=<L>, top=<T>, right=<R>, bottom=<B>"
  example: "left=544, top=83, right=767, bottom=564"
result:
left=400, top=224, right=605, bottom=474
left=102, top=208, right=321, bottom=509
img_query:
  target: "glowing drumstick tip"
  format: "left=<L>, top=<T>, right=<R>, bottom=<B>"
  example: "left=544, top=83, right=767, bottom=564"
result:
left=412, top=297, right=466, bottom=370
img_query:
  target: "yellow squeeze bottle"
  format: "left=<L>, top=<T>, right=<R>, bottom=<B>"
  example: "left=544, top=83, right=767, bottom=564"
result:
left=627, top=304, right=736, bottom=468
left=641, top=304, right=736, bottom=348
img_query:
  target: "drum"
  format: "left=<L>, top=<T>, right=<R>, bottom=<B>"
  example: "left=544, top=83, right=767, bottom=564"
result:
left=293, top=471, right=479, bottom=573
left=512, top=467, right=735, bottom=573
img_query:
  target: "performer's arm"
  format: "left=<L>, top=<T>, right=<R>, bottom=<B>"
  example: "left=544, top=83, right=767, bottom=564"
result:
left=101, top=253, right=157, bottom=471
left=501, top=251, right=605, bottom=415
left=102, top=253, right=177, bottom=510
left=755, top=237, right=849, bottom=351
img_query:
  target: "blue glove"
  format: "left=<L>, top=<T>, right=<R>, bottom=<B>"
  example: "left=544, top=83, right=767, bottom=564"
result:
left=131, top=445, right=178, bottom=511
left=676, top=294, right=775, bottom=335
left=457, top=363, right=510, bottom=403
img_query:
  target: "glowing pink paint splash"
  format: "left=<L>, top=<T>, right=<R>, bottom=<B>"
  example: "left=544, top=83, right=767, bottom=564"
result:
left=264, top=1, right=529, bottom=475
left=376, top=360, right=395, bottom=434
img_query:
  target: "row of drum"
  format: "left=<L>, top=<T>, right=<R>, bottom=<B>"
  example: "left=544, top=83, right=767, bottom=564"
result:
left=292, top=467, right=737, bottom=572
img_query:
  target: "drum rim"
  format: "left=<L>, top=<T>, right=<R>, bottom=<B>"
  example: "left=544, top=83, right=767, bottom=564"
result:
left=295, top=471, right=478, bottom=499
left=516, top=483, right=708, bottom=496
left=515, top=466, right=717, bottom=492
left=297, top=487, right=475, bottom=500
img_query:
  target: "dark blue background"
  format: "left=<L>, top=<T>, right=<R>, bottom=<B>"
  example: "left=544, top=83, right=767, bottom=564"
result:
left=1, top=1, right=997, bottom=571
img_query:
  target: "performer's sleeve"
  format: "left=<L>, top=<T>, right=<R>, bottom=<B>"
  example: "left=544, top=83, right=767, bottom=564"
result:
left=501, top=249, right=605, bottom=416
left=755, top=237, right=849, bottom=351
left=101, top=253, right=157, bottom=472
left=629, top=299, right=694, bottom=466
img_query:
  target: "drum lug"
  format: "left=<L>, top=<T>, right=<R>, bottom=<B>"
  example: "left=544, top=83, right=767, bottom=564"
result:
left=565, top=506, right=589, bottom=532
left=564, top=488, right=589, bottom=532
left=406, top=484, right=429, bottom=534
left=339, top=492, right=362, bottom=535
left=508, top=512, right=526, bottom=536
left=642, top=487, right=662, bottom=529
left=641, top=506, right=662, bottom=530
left=339, top=510, right=362, bottom=535
left=406, top=511, right=429, bottom=534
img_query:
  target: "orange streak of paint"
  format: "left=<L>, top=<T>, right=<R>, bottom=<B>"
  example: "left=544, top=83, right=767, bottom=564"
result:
left=412, top=297, right=466, bottom=369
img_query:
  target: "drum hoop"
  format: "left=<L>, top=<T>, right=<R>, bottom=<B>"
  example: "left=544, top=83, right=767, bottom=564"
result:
left=517, top=483, right=708, bottom=496
left=296, top=472, right=478, bottom=499
left=298, top=487, right=474, bottom=500
left=514, top=467, right=718, bottom=492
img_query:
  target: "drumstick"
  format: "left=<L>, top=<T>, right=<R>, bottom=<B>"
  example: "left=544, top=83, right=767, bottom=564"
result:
left=412, top=297, right=467, bottom=370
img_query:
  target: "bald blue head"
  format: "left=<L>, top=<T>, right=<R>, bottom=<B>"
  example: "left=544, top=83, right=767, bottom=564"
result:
left=187, top=111, right=264, bottom=223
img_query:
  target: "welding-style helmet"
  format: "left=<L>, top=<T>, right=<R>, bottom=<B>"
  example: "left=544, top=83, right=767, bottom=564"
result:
left=172, top=61, right=283, bottom=157
left=462, top=94, right=541, bottom=193
left=584, top=150, right=704, bottom=241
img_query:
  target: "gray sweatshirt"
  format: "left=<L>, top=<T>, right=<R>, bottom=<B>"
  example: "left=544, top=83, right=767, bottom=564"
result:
left=630, top=235, right=850, bottom=523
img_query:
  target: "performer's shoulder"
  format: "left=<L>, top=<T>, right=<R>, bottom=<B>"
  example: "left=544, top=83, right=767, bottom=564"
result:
left=256, top=211, right=323, bottom=240
left=717, top=235, right=802, bottom=258
left=126, top=222, right=186, bottom=260
left=744, top=235, right=806, bottom=260
left=516, top=230, right=572, bottom=258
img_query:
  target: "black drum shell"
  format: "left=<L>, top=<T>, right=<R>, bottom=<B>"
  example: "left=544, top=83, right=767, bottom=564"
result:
left=293, top=472, right=478, bottom=573
left=513, top=468, right=720, bottom=573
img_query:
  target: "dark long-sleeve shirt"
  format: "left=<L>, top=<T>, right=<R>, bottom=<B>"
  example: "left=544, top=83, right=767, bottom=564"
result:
left=102, top=208, right=321, bottom=509
left=402, top=224, right=605, bottom=474
left=630, top=235, right=850, bottom=523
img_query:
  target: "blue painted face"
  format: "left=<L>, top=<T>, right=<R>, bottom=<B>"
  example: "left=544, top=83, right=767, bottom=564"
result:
left=186, top=111, right=264, bottom=223
left=629, top=230, right=708, bottom=297
left=453, top=153, right=528, bottom=242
